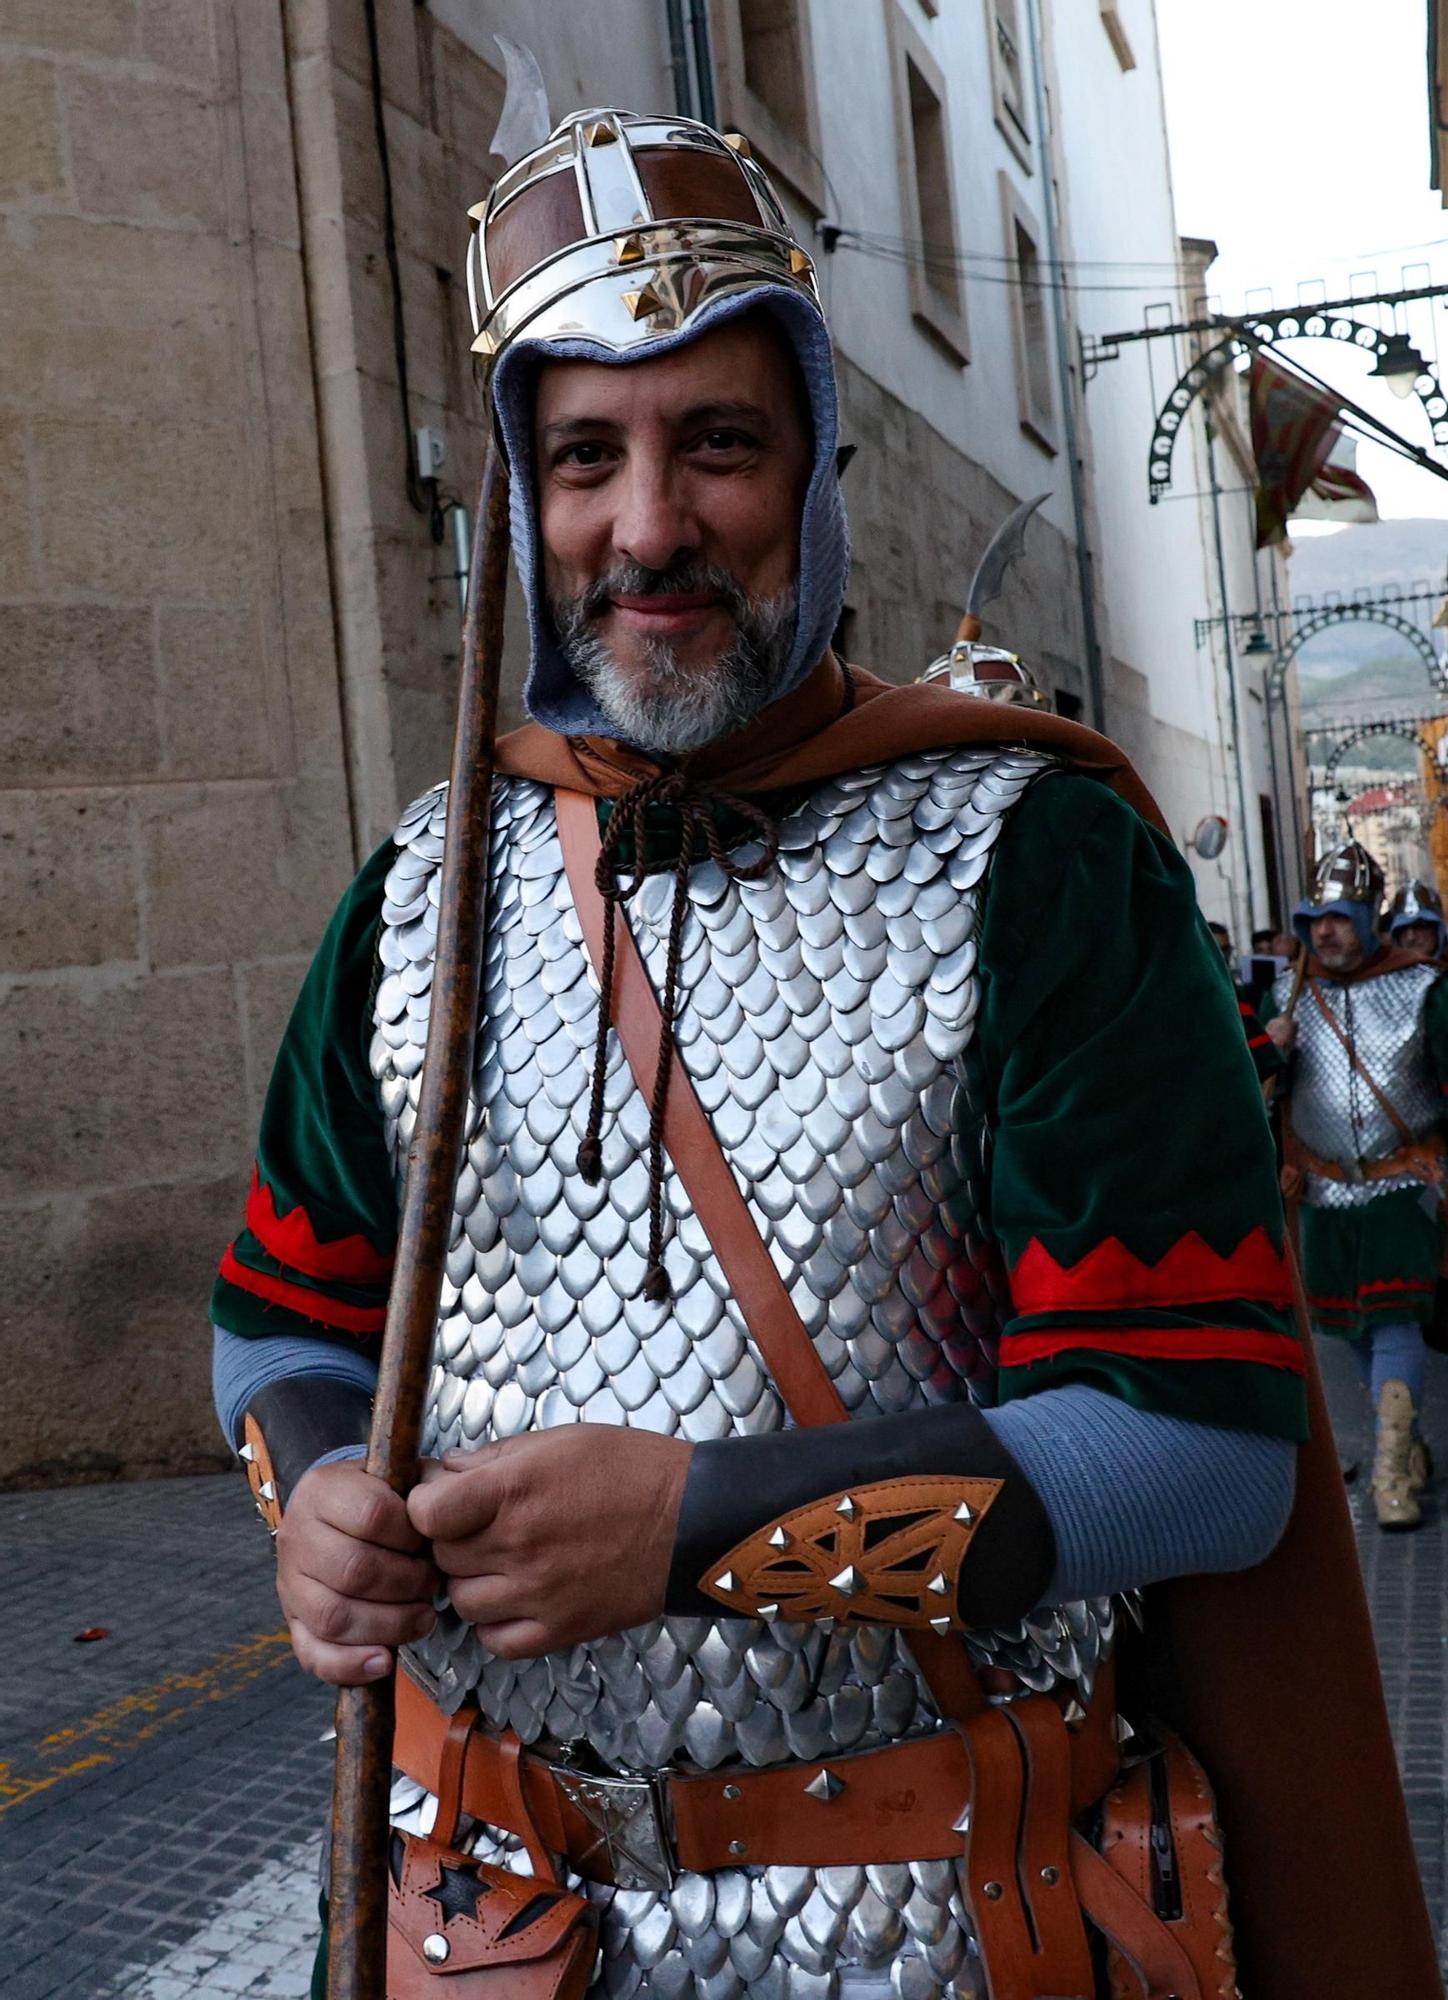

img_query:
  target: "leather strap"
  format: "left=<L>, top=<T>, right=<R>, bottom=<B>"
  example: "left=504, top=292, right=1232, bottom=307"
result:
left=555, top=787, right=986, bottom=1720
left=1071, top=1837, right=1203, bottom=1999
left=1294, top=1130, right=1446, bottom=1187
left=1006, top=1699, right=1096, bottom=1994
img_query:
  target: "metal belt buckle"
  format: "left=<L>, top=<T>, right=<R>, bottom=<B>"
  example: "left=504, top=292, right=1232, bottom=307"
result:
left=550, top=1763, right=678, bottom=1892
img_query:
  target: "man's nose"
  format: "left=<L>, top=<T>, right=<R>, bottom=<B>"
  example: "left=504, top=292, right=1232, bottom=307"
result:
left=612, top=458, right=700, bottom=573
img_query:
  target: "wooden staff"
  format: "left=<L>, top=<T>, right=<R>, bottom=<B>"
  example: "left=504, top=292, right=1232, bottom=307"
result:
left=326, top=445, right=512, bottom=1999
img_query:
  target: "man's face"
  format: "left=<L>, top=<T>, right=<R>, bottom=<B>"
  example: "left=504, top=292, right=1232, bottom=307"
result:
left=1396, top=921, right=1440, bottom=961
left=534, top=313, right=812, bottom=753
left=1310, top=913, right=1365, bottom=972
left=1208, top=928, right=1233, bottom=965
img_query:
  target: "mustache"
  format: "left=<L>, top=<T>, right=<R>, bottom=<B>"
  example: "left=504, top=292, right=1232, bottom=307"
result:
left=567, top=559, right=752, bottom=624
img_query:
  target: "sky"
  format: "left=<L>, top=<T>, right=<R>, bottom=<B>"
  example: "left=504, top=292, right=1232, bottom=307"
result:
left=1154, top=0, right=1448, bottom=524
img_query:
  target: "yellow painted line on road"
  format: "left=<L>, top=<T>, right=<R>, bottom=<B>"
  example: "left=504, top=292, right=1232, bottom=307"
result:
left=0, top=1627, right=296, bottom=1816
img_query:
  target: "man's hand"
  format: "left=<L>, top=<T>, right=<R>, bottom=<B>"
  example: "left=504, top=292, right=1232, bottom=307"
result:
left=275, top=1461, right=440, bottom=1686
left=408, top=1426, right=693, bottom=1660
left=1265, top=1015, right=1297, bottom=1051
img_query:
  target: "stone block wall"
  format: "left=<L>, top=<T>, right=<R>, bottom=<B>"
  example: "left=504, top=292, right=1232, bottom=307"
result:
left=0, top=0, right=355, bottom=1483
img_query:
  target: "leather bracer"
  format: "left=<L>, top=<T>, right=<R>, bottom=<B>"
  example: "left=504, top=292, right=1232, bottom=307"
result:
left=233, top=1377, right=374, bottom=1534
left=667, top=1402, right=1055, bottom=1633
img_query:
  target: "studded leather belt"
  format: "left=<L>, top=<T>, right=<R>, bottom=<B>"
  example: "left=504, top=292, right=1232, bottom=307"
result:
left=393, top=1663, right=1119, bottom=1893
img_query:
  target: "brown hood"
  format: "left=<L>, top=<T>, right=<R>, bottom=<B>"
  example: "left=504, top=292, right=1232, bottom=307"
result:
left=495, top=652, right=1166, bottom=830
left=1307, top=942, right=1426, bottom=986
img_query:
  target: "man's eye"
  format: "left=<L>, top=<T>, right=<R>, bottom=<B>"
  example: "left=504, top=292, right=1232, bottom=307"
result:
left=558, top=442, right=612, bottom=468
left=698, top=429, right=756, bottom=453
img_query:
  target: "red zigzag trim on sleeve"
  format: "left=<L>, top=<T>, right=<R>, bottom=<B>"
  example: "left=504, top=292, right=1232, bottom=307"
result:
left=245, top=1167, right=393, bottom=1285
left=1009, top=1225, right=1293, bottom=1315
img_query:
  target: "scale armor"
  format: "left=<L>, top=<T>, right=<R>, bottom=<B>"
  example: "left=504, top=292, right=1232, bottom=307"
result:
left=371, top=746, right=1114, bottom=1999
left=1275, top=960, right=1443, bottom=1207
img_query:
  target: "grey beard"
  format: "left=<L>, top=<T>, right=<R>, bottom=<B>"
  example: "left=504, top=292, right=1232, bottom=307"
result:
left=552, top=582, right=799, bottom=756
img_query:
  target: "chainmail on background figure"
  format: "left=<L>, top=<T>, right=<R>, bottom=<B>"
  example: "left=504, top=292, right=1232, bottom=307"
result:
left=370, top=746, right=1114, bottom=1999
left=1274, top=960, right=1442, bottom=1207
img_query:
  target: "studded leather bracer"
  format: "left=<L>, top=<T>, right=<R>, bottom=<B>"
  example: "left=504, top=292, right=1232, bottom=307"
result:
left=234, top=1377, right=374, bottom=1533
left=667, top=1402, right=1055, bottom=1634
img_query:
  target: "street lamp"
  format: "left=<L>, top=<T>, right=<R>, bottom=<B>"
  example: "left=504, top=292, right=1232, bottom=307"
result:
left=1369, top=332, right=1429, bottom=399
left=1243, top=625, right=1273, bottom=657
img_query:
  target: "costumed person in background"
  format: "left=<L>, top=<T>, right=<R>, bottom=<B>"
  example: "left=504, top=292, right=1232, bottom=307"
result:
left=211, top=108, right=1437, bottom=1999
left=1388, top=876, right=1447, bottom=964
left=1207, top=920, right=1283, bottom=1089
left=1265, top=841, right=1448, bottom=1531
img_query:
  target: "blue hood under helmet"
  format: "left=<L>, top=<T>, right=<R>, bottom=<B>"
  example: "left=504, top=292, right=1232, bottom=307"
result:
left=491, top=285, right=850, bottom=742
left=1292, top=896, right=1380, bottom=959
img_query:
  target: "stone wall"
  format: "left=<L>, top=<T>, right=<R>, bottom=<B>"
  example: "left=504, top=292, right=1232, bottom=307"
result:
left=0, top=0, right=355, bottom=1483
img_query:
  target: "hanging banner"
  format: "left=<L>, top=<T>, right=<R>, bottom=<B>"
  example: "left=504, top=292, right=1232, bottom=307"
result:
left=1250, top=350, right=1354, bottom=546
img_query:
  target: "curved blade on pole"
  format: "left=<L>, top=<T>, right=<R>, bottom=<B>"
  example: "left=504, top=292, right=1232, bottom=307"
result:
left=490, top=35, right=552, bottom=166
left=965, top=490, right=1050, bottom=621
left=324, top=447, right=512, bottom=2000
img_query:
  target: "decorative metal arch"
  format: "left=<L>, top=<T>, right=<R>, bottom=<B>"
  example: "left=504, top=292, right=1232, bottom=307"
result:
left=1148, top=310, right=1448, bottom=502
left=1266, top=603, right=1446, bottom=696
left=1318, top=718, right=1437, bottom=784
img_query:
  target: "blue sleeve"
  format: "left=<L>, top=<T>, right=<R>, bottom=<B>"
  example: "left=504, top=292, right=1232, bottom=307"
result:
left=983, top=1384, right=1296, bottom=1603
left=212, top=1323, right=377, bottom=1470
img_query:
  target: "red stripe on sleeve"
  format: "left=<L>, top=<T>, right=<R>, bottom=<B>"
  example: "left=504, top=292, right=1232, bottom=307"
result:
left=219, top=1245, right=387, bottom=1336
left=1001, top=1323, right=1305, bottom=1372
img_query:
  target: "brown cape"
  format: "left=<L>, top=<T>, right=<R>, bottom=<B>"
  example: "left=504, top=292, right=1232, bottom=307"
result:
left=497, top=654, right=1441, bottom=1998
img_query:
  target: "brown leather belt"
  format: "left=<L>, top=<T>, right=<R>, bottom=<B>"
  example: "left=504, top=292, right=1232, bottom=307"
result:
left=394, top=1665, right=1119, bottom=1888
left=1296, top=1136, right=1446, bottom=1187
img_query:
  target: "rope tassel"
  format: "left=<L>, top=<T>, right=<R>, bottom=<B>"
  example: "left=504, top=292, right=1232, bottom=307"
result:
left=577, top=770, right=779, bottom=1303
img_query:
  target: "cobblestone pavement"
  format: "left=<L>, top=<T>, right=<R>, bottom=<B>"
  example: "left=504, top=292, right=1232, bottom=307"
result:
left=1, top=1346, right=1445, bottom=1995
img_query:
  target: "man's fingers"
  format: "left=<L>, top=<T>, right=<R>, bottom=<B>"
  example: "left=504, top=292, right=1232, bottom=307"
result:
left=295, top=1519, right=440, bottom=1605
left=448, top=1571, right=530, bottom=1626
left=407, top=1457, right=503, bottom=1542
left=288, top=1617, right=395, bottom=1688
left=281, top=1575, right=437, bottom=1651
left=309, top=1464, right=429, bottom=1554
left=471, top=1618, right=552, bottom=1662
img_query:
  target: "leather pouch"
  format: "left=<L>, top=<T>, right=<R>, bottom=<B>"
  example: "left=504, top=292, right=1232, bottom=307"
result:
left=387, top=1709, right=597, bottom=2000
left=386, top=1830, right=597, bottom=2000
left=1095, top=1728, right=1236, bottom=2000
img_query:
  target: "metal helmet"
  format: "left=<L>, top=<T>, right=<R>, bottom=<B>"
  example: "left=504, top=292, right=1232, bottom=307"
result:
left=1307, top=839, right=1385, bottom=913
left=1388, top=878, right=1445, bottom=930
left=919, top=614, right=1052, bottom=709
left=466, top=110, right=820, bottom=380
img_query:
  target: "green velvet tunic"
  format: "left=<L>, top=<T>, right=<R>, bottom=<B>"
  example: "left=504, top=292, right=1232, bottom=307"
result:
left=212, top=769, right=1307, bottom=1442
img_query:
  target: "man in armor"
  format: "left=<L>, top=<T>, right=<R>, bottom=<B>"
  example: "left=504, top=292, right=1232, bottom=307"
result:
left=211, top=109, right=1434, bottom=1999
left=1265, top=841, right=1448, bottom=1530
left=1388, top=876, right=1447, bottom=963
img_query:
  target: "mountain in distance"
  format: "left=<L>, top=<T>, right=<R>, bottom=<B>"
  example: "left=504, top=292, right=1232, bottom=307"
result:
left=1285, top=517, right=1447, bottom=686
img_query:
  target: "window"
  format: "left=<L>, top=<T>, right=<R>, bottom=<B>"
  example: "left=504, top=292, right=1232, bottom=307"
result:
left=888, top=8, right=969, bottom=363
left=999, top=174, right=1056, bottom=450
left=909, top=58, right=960, bottom=314
left=740, top=0, right=809, bottom=137
left=711, top=0, right=825, bottom=212
left=988, top=0, right=1032, bottom=169
left=1055, top=687, right=1083, bottom=722
left=1100, top=1, right=1137, bottom=72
